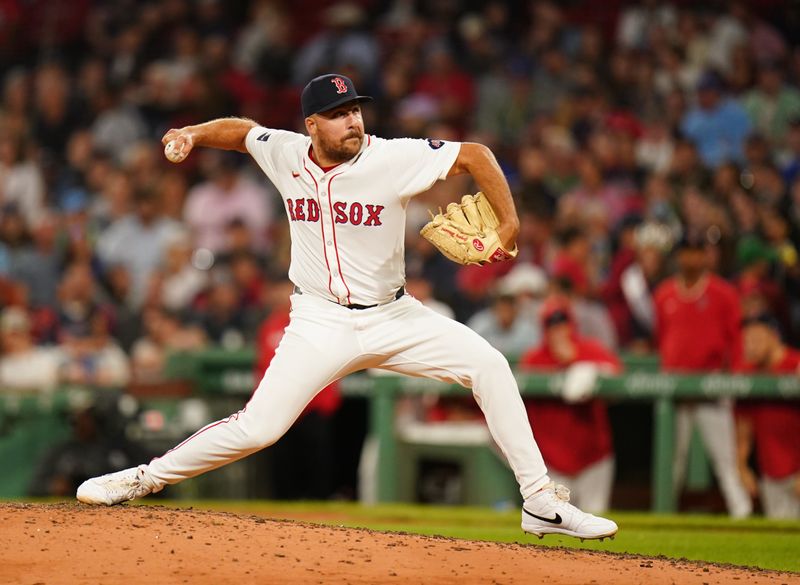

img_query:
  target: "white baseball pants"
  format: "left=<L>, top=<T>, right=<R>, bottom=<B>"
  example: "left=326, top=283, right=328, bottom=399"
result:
left=760, top=474, right=800, bottom=519
left=672, top=400, right=753, bottom=518
left=146, top=293, right=550, bottom=500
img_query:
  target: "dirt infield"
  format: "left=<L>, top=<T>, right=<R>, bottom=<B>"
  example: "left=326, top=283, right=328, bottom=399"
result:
left=1, top=503, right=797, bottom=585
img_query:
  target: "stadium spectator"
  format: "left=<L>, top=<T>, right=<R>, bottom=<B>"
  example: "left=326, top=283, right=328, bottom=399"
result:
left=734, top=235, right=791, bottom=337
left=228, top=250, right=268, bottom=311
left=157, top=229, right=208, bottom=313
left=667, top=139, right=710, bottom=194
left=602, top=221, right=671, bottom=350
left=515, top=204, right=558, bottom=269
left=550, top=274, right=618, bottom=352
left=102, top=263, right=141, bottom=353
left=0, top=133, right=45, bottom=226
left=735, top=312, right=800, bottom=519
left=560, top=155, right=639, bottom=236
left=760, top=209, right=800, bottom=336
left=681, top=71, right=752, bottom=168
left=404, top=233, right=461, bottom=319
left=520, top=296, right=620, bottom=513
left=131, top=306, right=206, bottom=383
left=6, top=210, right=61, bottom=309
left=475, top=61, right=536, bottom=147
left=551, top=225, right=593, bottom=297
left=54, top=263, right=107, bottom=340
left=233, top=0, right=293, bottom=84
left=636, top=118, right=675, bottom=174
left=782, top=120, right=800, bottom=185
left=97, top=185, right=182, bottom=307
left=616, top=0, right=677, bottom=51
left=292, top=2, right=378, bottom=87
left=217, top=218, right=263, bottom=263
left=654, top=233, right=752, bottom=518
left=183, top=150, right=272, bottom=254
left=403, top=274, right=454, bottom=320
left=0, top=306, right=62, bottom=393
left=467, top=287, right=540, bottom=359
left=415, top=44, right=476, bottom=133
left=742, top=61, right=800, bottom=149
left=90, top=86, right=148, bottom=165
left=59, top=310, right=130, bottom=389
left=494, top=263, right=548, bottom=324
left=193, top=268, right=257, bottom=347
left=30, top=63, right=80, bottom=166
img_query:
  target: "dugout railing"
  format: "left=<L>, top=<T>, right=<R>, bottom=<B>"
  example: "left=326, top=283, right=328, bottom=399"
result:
left=1, top=349, right=798, bottom=512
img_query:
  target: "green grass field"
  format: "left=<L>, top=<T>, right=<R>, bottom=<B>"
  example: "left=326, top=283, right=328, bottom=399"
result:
left=137, top=500, right=800, bottom=573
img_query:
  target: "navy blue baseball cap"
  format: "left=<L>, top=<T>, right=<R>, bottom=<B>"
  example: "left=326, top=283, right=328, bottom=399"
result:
left=301, top=74, right=373, bottom=118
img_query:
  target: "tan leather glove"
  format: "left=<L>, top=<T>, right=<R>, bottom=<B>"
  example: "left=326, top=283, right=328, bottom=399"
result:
left=420, top=193, right=518, bottom=265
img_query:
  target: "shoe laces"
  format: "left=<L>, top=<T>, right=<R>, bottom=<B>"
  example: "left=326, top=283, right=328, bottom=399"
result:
left=543, top=481, right=571, bottom=502
left=103, top=470, right=146, bottom=501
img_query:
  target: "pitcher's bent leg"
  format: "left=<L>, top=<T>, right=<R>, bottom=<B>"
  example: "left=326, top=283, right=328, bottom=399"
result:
left=373, top=299, right=549, bottom=500
left=146, top=319, right=360, bottom=489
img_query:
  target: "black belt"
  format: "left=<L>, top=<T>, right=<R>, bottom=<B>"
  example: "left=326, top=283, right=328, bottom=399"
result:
left=294, top=286, right=404, bottom=310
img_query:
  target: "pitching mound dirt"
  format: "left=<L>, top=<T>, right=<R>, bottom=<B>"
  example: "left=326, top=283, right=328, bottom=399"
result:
left=0, top=503, right=797, bottom=585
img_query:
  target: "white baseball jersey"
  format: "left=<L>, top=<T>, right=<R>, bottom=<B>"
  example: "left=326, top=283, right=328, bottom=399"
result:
left=245, top=127, right=460, bottom=306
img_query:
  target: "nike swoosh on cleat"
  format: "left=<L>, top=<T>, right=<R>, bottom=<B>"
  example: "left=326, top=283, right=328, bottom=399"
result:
left=523, top=508, right=562, bottom=525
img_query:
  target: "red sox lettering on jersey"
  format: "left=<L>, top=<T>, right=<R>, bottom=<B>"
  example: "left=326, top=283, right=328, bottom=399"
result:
left=246, top=127, right=460, bottom=306
left=285, top=198, right=385, bottom=226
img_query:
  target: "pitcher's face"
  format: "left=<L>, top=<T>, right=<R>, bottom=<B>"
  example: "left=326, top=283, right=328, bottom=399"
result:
left=306, top=102, right=365, bottom=163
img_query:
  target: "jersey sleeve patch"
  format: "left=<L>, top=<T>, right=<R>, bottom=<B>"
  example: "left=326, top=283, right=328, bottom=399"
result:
left=256, top=132, right=270, bottom=142
left=427, top=138, right=445, bottom=150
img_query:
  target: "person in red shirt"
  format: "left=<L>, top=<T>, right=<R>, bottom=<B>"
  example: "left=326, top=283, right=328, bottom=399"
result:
left=520, top=296, right=620, bottom=513
left=735, top=313, right=800, bottom=519
left=255, top=279, right=341, bottom=499
left=653, top=233, right=752, bottom=518
left=551, top=226, right=592, bottom=297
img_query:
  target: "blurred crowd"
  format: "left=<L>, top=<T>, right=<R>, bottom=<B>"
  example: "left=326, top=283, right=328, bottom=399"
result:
left=1, top=0, right=800, bottom=515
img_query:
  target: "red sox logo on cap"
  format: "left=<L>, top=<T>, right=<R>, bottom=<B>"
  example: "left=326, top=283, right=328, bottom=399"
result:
left=302, top=74, right=373, bottom=117
left=332, top=77, right=348, bottom=94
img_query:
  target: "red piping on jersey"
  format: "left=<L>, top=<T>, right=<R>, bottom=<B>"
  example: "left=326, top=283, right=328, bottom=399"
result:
left=303, top=162, right=336, bottom=299
left=326, top=171, right=353, bottom=304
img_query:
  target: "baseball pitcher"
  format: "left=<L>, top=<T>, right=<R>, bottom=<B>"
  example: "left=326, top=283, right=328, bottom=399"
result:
left=77, top=74, right=617, bottom=541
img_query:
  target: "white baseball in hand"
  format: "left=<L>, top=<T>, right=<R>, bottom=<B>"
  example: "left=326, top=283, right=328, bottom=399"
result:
left=164, top=140, right=184, bottom=163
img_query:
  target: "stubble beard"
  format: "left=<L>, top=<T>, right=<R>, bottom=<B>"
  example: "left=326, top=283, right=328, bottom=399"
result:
left=318, top=130, right=364, bottom=164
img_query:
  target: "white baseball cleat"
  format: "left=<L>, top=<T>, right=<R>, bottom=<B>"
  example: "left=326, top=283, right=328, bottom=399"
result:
left=521, top=482, right=618, bottom=541
left=76, top=465, right=154, bottom=506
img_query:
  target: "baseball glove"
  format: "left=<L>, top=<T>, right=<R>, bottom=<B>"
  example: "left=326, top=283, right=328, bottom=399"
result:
left=420, top=192, right=518, bottom=265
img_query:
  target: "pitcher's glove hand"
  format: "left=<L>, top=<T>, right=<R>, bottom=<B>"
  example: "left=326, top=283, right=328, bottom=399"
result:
left=420, top=192, right=518, bottom=265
